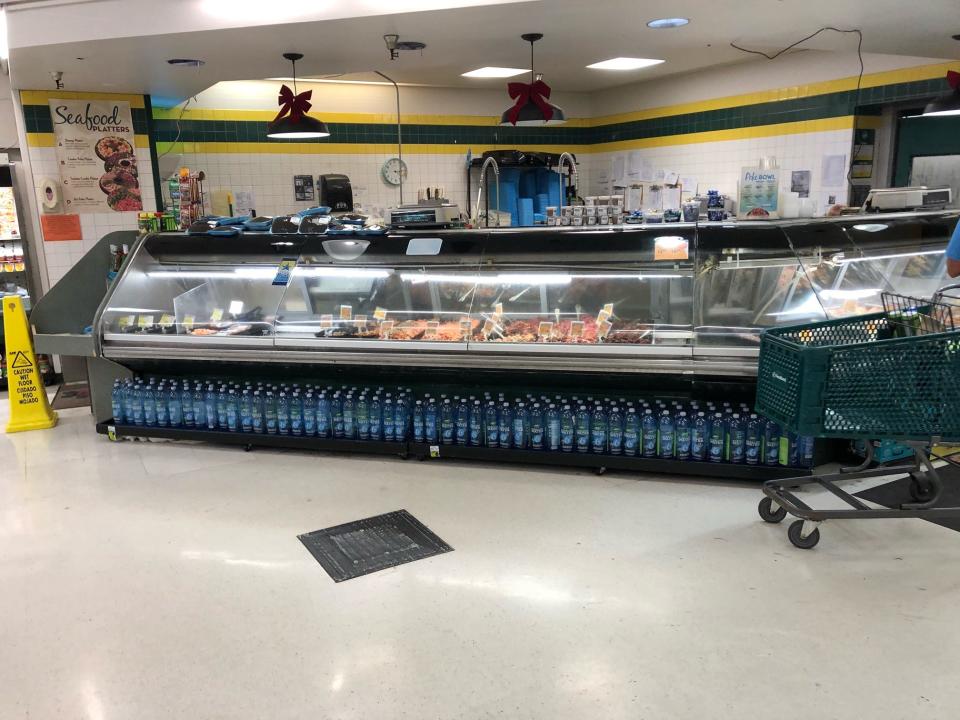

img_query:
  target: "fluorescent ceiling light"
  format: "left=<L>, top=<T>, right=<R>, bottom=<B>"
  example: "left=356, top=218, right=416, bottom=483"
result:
left=835, top=249, right=943, bottom=264
left=462, top=67, right=529, bottom=78
left=0, top=10, right=8, bottom=61
left=922, top=109, right=960, bottom=117
left=201, top=0, right=311, bottom=21
left=587, top=57, right=664, bottom=71
left=647, top=17, right=689, bottom=28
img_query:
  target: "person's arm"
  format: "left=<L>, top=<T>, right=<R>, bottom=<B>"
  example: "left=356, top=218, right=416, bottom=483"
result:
left=948, top=220, right=960, bottom=278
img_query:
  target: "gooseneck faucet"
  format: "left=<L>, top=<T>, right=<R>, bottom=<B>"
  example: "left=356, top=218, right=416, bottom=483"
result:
left=474, top=156, right=501, bottom=228
left=557, top=152, right=579, bottom=207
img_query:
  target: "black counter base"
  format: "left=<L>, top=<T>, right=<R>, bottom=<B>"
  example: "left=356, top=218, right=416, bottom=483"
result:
left=96, top=420, right=810, bottom=481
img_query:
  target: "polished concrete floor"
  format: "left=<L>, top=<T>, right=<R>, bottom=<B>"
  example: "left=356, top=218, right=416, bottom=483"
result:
left=2, top=402, right=959, bottom=719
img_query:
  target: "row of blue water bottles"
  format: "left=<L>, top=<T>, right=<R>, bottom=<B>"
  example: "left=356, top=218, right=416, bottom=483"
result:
left=111, top=377, right=417, bottom=440
left=408, top=392, right=813, bottom=468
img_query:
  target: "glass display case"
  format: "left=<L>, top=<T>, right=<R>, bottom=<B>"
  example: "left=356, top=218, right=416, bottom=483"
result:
left=97, top=211, right=959, bottom=376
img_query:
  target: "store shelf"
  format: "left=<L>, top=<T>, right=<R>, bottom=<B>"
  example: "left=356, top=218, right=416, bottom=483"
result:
left=93, top=420, right=808, bottom=480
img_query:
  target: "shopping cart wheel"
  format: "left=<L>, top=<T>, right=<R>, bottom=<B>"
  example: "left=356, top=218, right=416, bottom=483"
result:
left=758, top=497, right=787, bottom=523
left=787, top=520, right=820, bottom=549
left=909, top=475, right=935, bottom=502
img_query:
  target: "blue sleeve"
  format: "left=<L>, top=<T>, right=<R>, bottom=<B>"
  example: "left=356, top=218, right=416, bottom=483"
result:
left=948, top=219, right=960, bottom=261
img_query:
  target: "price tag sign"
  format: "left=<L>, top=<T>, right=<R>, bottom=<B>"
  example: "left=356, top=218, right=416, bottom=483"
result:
left=482, top=318, right=502, bottom=338
left=569, top=320, right=584, bottom=338
left=459, top=318, right=472, bottom=339
left=118, top=314, right=135, bottom=328
left=494, top=302, right=504, bottom=317
left=597, top=309, right=611, bottom=324
left=159, top=313, right=175, bottom=327
left=654, top=236, right=689, bottom=261
left=339, top=304, right=353, bottom=320
left=355, top=314, right=368, bottom=328
left=210, top=308, right=224, bottom=323
left=373, top=307, right=388, bottom=321
left=379, top=320, right=395, bottom=338
left=597, top=318, right=613, bottom=339
left=537, top=321, right=554, bottom=339
left=424, top=321, right=439, bottom=339
left=137, top=314, right=154, bottom=328
left=319, top=314, right=333, bottom=329
left=603, top=303, right=614, bottom=315
left=183, top=314, right=195, bottom=330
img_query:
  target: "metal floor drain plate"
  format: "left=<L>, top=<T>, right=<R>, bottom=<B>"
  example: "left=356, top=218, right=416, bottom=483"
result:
left=298, top=509, right=453, bottom=582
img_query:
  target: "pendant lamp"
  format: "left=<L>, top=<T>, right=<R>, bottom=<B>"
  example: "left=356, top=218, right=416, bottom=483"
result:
left=499, top=33, right=566, bottom=126
left=923, top=70, right=960, bottom=117
left=267, top=52, right=331, bottom=139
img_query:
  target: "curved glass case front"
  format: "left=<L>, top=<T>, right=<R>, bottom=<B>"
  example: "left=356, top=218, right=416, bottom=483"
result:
left=98, top=212, right=959, bottom=374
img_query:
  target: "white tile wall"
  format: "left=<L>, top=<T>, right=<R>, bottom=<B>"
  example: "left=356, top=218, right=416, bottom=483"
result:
left=588, top=129, right=854, bottom=213
left=28, top=145, right=156, bottom=287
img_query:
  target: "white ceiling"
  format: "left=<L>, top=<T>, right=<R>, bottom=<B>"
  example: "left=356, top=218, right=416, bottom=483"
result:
left=7, top=0, right=960, bottom=102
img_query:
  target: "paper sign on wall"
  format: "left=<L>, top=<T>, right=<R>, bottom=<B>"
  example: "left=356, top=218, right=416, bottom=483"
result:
left=40, top=213, right=82, bottom=241
left=738, top=167, right=780, bottom=219
left=49, top=98, right=142, bottom=214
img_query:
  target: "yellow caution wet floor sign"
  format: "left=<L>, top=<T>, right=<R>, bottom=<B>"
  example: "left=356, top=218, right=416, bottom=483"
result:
left=4, top=295, right=57, bottom=432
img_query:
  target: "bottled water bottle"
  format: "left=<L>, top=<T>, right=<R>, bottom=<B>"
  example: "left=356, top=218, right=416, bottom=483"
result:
left=202, top=384, right=216, bottom=429
left=498, top=402, right=512, bottom=448
left=546, top=403, right=560, bottom=451
left=764, top=419, right=780, bottom=466
left=181, top=382, right=195, bottom=427
left=412, top=400, right=425, bottom=442
left=331, top=393, right=344, bottom=438
left=456, top=398, right=470, bottom=446
left=745, top=414, right=762, bottom=465
left=356, top=393, right=370, bottom=440
left=368, top=394, right=382, bottom=440
left=440, top=398, right=456, bottom=444
left=264, top=391, right=278, bottom=435
left=529, top=403, right=545, bottom=450
left=483, top=401, right=498, bottom=448
left=781, top=431, right=799, bottom=467
left=239, top=389, right=253, bottom=432
left=728, top=413, right=745, bottom=463
left=276, top=391, right=290, bottom=435
left=154, top=383, right=169, bottom=427
left=289, top=391, right=304, bottom=436
left=574, top=405, right=591, bottom=453
left=623, top=407, right=639, bottom=456
left=512, top=402, right=527, bottom=449
left=251, top=390, right=264, bottom=433
left=131, top=382, right=145, bottom=426
left=111, top=380, right=124, bottom=422
left=708, top=412, right=725, bottom=462
left=560, top=404, right=575, bottom=452
left=394, top=396, right=408, bottom=441
left=302, top=392, right=316, bottom=436
left=225, top=389, right=239, bottom=431
left=658, top=410, right=674, bottom=459
left=216, top=385, right=229, bottom=429
left=425, top=398, right=439, bottom=444
left=641, top=409, right=657, bottom=458
left=691, top=411, right=708, bottom=461
left=342, top=394, right=355, bottom=439
left=608, top=406, right=623, bottom=455
left=469, top=400, right=483, bottom=446
left=675, top=411, right=691, bottom=460
left=317, top=393, right=331, bottom=438
left=591, top=404, right=607, bottom=454
left=383, top=398, right=396, bottom=441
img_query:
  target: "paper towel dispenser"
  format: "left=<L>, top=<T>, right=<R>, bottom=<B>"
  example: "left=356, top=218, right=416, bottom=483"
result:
left=319, top=174, right=353, bottom=212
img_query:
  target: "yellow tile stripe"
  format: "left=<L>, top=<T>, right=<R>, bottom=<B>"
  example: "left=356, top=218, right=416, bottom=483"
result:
left=588, top=61, right=960, bottom=127
left=154, top=140, right=590, bottom=156
left=150, top=106, right=590, bottom=127
left=591, top=116, right=856, bottom=152
left=20, top=90, right=146, bottom=108
left=27, top=133, right=150, bottom=148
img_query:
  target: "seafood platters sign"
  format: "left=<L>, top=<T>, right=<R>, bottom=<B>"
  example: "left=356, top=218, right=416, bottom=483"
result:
left=49, top=99, right=142, bottom=213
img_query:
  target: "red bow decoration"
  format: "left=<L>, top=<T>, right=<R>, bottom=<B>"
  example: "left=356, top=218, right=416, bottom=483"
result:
left=948, top=70, right=960, bottom=90
left=272, top=84, right=313, bottom=124
left=504, top=79, right=554, bottom=125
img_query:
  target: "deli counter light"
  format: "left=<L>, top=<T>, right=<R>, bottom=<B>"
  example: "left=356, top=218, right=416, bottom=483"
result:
left=834, top=249, right=944, bottom=264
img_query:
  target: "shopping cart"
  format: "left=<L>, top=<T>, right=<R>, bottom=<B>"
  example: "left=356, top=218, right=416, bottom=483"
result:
left=754, top=284, right=960, bottom=549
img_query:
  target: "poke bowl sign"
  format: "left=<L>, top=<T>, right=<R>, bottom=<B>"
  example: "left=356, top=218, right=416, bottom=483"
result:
left=49, top=99, right=142, bottom=213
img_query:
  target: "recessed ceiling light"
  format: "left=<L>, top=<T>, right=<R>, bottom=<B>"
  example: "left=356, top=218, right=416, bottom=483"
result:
left=462, top=67, right=529, bottom=78
left=167, top=58, right=205, bottom=67
left=647, top=17, right=689, bottom=28
left=587, top=57, right=665, bottom=71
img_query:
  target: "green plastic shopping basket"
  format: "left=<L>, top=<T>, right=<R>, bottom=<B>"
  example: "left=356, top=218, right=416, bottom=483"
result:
left=755, top=306, right=960, bottom=442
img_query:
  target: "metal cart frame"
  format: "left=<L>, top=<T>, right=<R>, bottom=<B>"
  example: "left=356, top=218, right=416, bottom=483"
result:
left=755, top=283, right=960, bottom=548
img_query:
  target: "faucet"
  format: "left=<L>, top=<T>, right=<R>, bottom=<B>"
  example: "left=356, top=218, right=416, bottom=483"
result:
left=557, top=152, right=579, bottom=208
left=474, top=156, right=501, bottom=227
